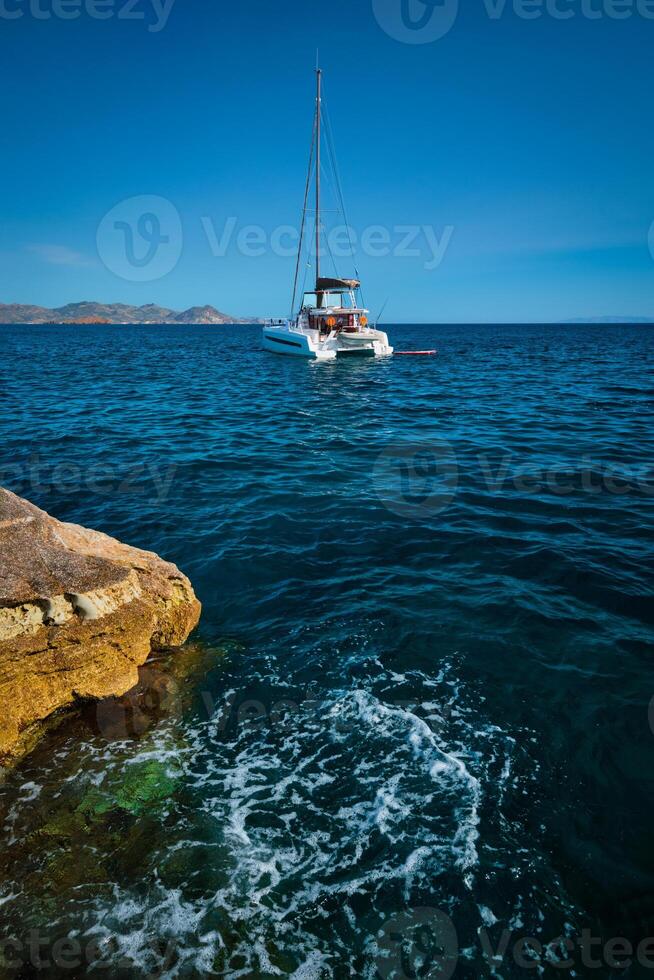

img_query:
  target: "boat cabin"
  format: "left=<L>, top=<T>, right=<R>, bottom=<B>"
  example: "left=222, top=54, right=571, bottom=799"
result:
left=299, top=277, right=370, bottom=334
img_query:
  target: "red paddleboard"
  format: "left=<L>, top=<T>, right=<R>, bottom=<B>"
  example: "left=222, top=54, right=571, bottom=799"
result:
left=394, top=350, right=438, bottom=356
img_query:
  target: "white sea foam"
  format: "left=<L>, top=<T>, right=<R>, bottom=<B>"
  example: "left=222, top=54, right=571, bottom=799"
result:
left=0, top=656, right=548, bottom=976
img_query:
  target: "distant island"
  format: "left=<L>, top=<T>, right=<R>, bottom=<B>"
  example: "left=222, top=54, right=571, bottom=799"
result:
left=2, top=303, right=651, bottom=326
left=562, top=316, right=654, bottom=324
left=0, top=302, right=257, bottom=325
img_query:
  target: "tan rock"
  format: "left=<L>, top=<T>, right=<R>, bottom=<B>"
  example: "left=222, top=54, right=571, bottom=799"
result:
left=0, top=488, right=201, bottom=766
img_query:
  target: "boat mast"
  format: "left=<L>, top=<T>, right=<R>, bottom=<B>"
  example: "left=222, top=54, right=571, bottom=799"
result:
left=315, top=65, right=322, bottom=303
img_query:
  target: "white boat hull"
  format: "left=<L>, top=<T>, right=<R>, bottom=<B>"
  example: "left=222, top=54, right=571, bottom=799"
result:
left=262, top=325, right=393, bottom=361
left=262, top=326, right=336, bottom=360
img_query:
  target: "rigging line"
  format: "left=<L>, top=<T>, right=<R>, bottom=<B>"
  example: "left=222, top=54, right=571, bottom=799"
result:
left=318, top=163, right=343, bottom=262
left=320, top=158, right=341, bottom=211
left=291, top=112, right=318, bottom=317
left=322, top=204, right=340, bottom=279
left=312, top=145, right=346, bottom=280
left=299, top=214, right=317, bottom=302
left=315, top=80, right=346, bottom=238
left=306, top=146, right=341, bottom=282
left=321, top=111, right=348, bottom=248
left=321, top=97, right=357, bottom=268
left=318, top=144, right=348, bottom=279
left=321, top=93, right=366, bottom=309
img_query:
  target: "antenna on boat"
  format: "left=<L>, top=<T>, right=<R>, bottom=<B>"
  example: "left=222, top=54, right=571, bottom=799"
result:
left=376, top=298, right=390, bottom=326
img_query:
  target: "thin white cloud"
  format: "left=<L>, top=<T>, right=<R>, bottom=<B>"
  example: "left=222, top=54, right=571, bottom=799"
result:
left=27, top=244, right=95, bottom=267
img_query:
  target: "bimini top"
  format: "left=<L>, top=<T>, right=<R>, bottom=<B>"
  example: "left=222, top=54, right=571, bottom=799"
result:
left=316, top=277, right=361, bottom=292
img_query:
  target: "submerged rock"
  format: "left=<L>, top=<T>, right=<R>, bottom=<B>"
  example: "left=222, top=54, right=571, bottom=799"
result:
left=0, top=488, right=201, bottom=766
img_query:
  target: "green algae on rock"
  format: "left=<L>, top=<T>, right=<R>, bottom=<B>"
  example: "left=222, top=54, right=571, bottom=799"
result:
left=77, top=759, right=181, bottom=821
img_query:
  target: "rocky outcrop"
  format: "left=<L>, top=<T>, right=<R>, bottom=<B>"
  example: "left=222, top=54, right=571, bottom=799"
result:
left=0, top=488, right=201, bottom=766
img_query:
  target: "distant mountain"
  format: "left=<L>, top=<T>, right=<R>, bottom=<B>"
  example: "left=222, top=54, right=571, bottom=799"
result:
left=173, top=305, right=238, bottom=324
left=0, top=301, right=255, bottom=325
left=563, top=316, right=654, bottom=324
left=0, top=304, right=55, bottom=324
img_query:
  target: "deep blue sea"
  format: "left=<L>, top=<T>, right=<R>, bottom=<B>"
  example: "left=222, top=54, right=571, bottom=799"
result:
left=1, top=323, right=654, bottom=978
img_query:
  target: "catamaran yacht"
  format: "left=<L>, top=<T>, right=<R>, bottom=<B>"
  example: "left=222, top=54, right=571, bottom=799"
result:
left=262, top=69, right=393, bottom=361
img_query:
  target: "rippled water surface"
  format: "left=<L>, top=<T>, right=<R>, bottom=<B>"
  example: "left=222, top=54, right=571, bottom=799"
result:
left=1, top=323, right=654, bottom=978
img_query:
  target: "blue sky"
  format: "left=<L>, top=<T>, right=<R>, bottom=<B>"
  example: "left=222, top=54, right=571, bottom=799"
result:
left=1, top=0, right=653, bottom=321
